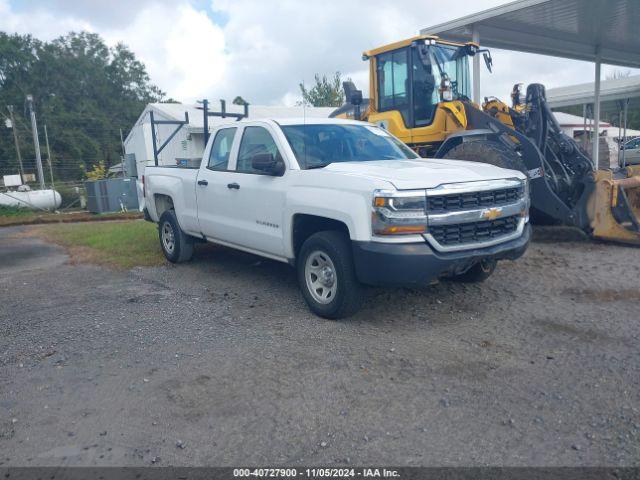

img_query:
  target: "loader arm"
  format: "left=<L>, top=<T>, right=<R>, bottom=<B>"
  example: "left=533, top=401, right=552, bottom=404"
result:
left=477, top=84, right=640, bottom=244
left=435, top=101, right=592, bottom=229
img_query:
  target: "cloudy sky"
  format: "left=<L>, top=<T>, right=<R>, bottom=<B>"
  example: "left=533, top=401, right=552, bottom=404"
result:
left=2, top=0, right=638, bottom=106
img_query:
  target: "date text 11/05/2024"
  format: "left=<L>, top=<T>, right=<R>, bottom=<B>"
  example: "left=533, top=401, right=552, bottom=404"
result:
left=233, top=468, right=400, bottom=478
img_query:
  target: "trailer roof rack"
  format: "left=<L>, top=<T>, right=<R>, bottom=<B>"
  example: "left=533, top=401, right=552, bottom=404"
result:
left=199, top=99, right=250, bottom=145
left=149, top=98, right=250, bottom=165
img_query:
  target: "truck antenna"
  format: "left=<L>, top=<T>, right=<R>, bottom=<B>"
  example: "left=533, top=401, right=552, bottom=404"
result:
left=302, top=80, right=308, bottom=167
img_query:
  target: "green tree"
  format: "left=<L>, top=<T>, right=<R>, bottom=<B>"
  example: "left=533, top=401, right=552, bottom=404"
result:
left=0, top=31, right=165, bottom=182
left=298, top=72, right=345, bottom=107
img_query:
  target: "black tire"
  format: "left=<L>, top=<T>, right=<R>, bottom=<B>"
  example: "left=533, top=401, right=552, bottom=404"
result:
left=297, top=230, right=363, bottom=319
left=158, top=210, right=194, bottom=263
left=443, top=140, right=526, bottom=172
left=453, top=259, right=497, bottom=283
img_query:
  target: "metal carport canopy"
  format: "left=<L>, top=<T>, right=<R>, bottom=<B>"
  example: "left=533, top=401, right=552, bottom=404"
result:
left=420, top=0, right=640, bottom=167
left=546, top=75, right=640, bottom=109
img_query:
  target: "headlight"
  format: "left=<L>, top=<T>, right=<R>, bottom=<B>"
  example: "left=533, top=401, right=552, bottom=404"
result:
left=372, top=189, right=427, bottom=235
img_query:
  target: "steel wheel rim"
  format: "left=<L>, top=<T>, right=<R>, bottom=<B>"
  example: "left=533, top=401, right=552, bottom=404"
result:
left=161, top=222, right=175, bottom=254
left=305, top=250, right=337, bottom=305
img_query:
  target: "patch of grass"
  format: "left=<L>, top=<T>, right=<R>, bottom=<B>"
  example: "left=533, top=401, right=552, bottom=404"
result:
left=35, top=220, right=164, bottom=269
left=0, top=209, right=142, bottom=227
left=0, top=205, right=37, bottom=218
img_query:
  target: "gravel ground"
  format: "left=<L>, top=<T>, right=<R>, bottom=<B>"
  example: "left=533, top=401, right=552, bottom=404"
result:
left=0, top=225, right=639, bottom=467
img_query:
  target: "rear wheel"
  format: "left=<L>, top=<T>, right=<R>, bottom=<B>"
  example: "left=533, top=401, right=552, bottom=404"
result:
left=159, top=210, right=194, bottom=263
left=452, top=259, right=497, bottom=283
left=443, top=140, right=526, bottom=172
left=297, top=230, right=363, bottom=319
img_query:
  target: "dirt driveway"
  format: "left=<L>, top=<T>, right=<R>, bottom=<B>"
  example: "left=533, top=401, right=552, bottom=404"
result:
left=0, top=225, right=639, bottom=466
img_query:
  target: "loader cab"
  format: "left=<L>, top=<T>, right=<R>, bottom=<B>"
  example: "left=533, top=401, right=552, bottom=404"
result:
left=364, top=36, right=476, bottom=148
left=374, top=39, right=471, bottom=127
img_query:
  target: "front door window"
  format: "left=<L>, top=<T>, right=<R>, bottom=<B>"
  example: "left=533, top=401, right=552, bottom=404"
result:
left=236, top=126, right=282, bottom=174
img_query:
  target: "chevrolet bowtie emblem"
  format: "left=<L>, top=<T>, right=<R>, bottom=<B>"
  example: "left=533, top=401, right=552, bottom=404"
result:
left=482, top=207, right=502, bottom=221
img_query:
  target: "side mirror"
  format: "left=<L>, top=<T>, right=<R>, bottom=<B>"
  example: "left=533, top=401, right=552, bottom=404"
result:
left=251, top=153, right=285, bottom=176
left=343, top=81, right=363, bottom=106
left=483, top=52, right=493, bottom=73
left=349, top=90, right=363, bottom=106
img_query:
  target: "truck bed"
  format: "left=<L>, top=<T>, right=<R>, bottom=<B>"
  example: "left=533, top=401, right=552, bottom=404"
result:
left=144, top=166, right=200, bottom=229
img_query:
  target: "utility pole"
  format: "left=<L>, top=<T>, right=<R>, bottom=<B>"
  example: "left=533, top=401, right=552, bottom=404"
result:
left=119, top=128, right=126, bottom=155
left=6, top=105, right=25, bottom=184
left=26, top=94, right=45, bottom=189
left=44, top=124, right=55, bottom=189
left=119, top=128, right=126, bottom=178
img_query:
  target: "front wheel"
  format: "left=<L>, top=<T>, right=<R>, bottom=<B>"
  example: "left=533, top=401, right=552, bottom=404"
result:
left=159, top=210, right=194, bottom=263
left=297, top=231, right=363, bottom=319
left=452, top=259, right=497, bottom=283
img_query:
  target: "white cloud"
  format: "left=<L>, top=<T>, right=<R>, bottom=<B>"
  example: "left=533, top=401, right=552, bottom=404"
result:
left=0, top=0, right=91, bottom=39
left=16, top=0, right=175, bottom=28
left=101, top=3, right=227, bottom=102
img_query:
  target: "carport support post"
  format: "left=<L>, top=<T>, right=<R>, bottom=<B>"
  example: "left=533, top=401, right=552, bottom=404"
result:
left=621, top=98, right=629, bottom=167
left=582, top=104, right=588, bottom=150
left=592, top=57, right=601, bottom=169
left=472, top=25, right=481, bottom=104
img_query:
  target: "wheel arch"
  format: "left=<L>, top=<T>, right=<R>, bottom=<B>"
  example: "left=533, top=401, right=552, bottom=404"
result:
left=291, top=214, right=351, bottom=262
left=154, top=193, right=174, bottom=219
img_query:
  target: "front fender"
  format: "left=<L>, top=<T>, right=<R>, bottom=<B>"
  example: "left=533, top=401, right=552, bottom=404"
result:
left=284, top=186, right=371, bottom=258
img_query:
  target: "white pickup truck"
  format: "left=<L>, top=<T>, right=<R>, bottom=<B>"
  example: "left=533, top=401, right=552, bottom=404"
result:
left=143, top=117, right=531, bottom=319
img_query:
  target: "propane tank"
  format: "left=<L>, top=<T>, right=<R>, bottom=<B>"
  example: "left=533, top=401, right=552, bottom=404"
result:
left=0, top=188, right=62, bottom=210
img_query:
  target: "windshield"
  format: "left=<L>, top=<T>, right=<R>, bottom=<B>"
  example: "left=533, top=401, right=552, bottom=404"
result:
left=425, top=44, right=471, bottom=101
left=281, top=124, right=418, bottom=169
left=410, top=43, right=471, bottom=127
left=377, top=43, right=472, bottom=129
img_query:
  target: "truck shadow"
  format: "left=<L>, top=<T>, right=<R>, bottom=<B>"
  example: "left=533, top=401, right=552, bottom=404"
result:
left=186, top=242, right=491, bottom=326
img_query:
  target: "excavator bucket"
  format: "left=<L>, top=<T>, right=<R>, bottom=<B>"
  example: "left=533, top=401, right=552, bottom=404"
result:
left=589, top=165, right=640, bottom=245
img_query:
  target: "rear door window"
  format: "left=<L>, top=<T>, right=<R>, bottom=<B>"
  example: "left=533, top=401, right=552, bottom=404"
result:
left=207, top=127, right=237, bottom=171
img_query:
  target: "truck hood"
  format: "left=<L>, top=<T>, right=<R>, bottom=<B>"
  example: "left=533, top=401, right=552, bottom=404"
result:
left=322, top=159, right=525, bottom=190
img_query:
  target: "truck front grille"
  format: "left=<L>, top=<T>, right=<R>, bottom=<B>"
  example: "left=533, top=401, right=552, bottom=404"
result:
left=430, top=215, right=520, bottom=247
left=427, top=186, right=523, bottom=213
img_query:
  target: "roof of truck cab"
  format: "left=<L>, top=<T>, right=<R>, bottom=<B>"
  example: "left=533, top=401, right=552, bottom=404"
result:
left=267, top=117, right=370, bottom=126
left=208, top=117, right=371, bottom=128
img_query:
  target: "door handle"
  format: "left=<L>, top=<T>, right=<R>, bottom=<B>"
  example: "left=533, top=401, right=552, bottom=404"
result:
left=197, top=179, right=208, bottom=186
left=227, top=182, right=240, bottom=190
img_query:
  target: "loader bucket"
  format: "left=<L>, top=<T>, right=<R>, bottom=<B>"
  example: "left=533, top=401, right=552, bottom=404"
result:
left=589, top=165, right=640, bottom=245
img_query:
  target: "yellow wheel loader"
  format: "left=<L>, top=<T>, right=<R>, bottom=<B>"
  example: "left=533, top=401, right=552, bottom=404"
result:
left=330, top=35, right=640, bottom=245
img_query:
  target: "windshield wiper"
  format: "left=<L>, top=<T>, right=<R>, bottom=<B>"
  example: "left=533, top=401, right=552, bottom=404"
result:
left=305, top=163, right=333, bottom=170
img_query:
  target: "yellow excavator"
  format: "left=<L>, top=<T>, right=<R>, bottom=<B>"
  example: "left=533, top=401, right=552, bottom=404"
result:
left=330, top=35, right=640, bottom=245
